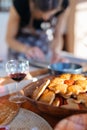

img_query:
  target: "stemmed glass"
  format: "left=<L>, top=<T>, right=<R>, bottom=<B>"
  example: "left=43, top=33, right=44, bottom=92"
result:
left=6, top=59, right=29, bottom=103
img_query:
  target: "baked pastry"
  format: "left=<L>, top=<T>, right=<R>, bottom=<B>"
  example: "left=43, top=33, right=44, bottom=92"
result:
left=64, top=79, right=75, bottom=86
left=39, top=89, right=55, bottom=105
left=32, top=79, right=50, bottom=100
left=48, top=77, right=64, bottom=87
left=71, top=74, right=86, bottom=80
left=60, top=98, right=80, bottom=110
left=59, top=73, right=71, bottom=80
left=48, top=84, right=68, bottom=94
left=26, top=73, right=87, bottom=107
left=52, top=96, right=63, bottom=107
left=75, top=80, right=87, bottom=92
left=74, top=93, right=87, bottom=104
left=67, top=85, right=84, bottom=95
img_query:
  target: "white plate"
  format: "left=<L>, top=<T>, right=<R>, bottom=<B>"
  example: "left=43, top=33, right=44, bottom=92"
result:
left=9, top=108, right=53, bottom=130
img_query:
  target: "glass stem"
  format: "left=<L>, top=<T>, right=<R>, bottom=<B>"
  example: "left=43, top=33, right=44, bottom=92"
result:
left=16, top=82, right=18, bottom=91
left=16, top=82, right=20, bottom=96
left=16, top=82, right=24, bottom=97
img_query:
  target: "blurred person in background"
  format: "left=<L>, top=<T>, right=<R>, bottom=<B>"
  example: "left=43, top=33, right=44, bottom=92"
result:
left=6, top=0, right=69, bottom=63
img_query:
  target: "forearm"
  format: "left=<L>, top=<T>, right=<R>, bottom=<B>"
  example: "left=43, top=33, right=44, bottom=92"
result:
left=6, top=38, right=28, bottom=55
left=51, top=34, right=64, bottom=53
left=51, top=7, right=70, bottom=53
left=6, top=38, right=45, bottom=60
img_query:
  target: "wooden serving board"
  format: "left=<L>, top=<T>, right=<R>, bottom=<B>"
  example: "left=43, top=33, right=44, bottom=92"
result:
left=0, top=96, right=19, bottom=126
left=23, top=75, right=87, bottom=117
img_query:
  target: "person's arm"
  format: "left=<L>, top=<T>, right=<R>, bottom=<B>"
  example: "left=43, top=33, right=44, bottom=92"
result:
left=51, top=7, right=70, bottom=63
left=6, top=6, right=28, bottom=54
left=6, top=7, right=45, bottom=60
left=51, top=7, right=70, bottom=53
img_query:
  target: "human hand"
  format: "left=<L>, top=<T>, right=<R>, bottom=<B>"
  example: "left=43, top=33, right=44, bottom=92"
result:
left=25, top=46, right=45, bottom=60
left=51, top=52, right=69, bottom=63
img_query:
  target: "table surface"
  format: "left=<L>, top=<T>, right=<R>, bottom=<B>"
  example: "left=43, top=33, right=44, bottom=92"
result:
left=0, top=68, right=63, bottom=129
left=0, top=95, right=62, bottom=129
left=1, top=60, right=87, bottom=129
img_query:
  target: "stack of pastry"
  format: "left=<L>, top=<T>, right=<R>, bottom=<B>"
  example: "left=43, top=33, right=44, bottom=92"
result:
left=27, top=73, right=87, bottom=107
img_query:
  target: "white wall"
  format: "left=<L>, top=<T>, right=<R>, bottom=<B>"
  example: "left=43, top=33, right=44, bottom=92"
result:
left=74, top=1, right=87, bottom=59
left=0, top=12, right=9, bottom=60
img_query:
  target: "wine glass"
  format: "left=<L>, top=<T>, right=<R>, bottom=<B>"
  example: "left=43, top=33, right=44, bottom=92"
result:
left=6, top=59, right=29, bottom=103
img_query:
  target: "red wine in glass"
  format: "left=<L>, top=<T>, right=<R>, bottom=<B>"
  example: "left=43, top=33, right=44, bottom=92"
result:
left=9, top=73, right=27, bottom=103
left=6, top=59, right=29, bottom=103
left=10, top=73, right=26, bottom=82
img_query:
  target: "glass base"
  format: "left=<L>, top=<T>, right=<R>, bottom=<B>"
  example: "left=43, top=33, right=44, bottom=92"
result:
left=9, top=95, right=27, bottom=104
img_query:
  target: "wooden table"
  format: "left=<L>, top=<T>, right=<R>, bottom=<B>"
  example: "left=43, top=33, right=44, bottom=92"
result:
left=0, top=69, right=67, bottom=129
left=0, top=95, right=64, bottom=129
left=1, top=65, right=87, bottom=129
left=21, top=69, right=66, bottom=129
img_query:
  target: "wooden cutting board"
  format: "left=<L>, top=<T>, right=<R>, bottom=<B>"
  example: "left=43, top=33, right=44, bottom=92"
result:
left=0, top=96, right=19, bottom=126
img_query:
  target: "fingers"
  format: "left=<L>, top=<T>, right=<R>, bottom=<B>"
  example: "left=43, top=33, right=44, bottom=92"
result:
left=60, top=58, right=69, bottom=63
left=51, top=53, right=61, bottom=63
left=33, top=47, right=45, bottom=60
left=26, top=47, right=45, bottom=60
left=51, top=53, right=69, bottom=63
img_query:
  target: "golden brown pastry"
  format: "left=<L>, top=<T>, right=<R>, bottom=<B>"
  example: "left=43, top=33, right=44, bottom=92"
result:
left=52, top=96, right=64, bottom=107
left=39, top=89, right=55, bottom=105
left=59, top=73, right=71, bottom=80
left=49, top=77, right=64, bottom=87
left=32, top=79, right=50, bottom=100
left=64, top=79, right=75, bottom=86
left=26, top=73, right=87, bottom=107
left=60, top=98, right=80, bottom=110
left=74, top=80, right=87, bottom=92
left=74, top=93, right=87, bottom=104
left=67, top=85, right=84, bottom=95
left=48, top=84, right=68, bottom=94
left=71, top=74, right=86, bottom=80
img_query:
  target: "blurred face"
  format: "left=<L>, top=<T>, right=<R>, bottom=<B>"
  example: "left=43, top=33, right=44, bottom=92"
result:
left=33, top=8, right=59, bottom=21
left=30, top=1, right=62, bottom=21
